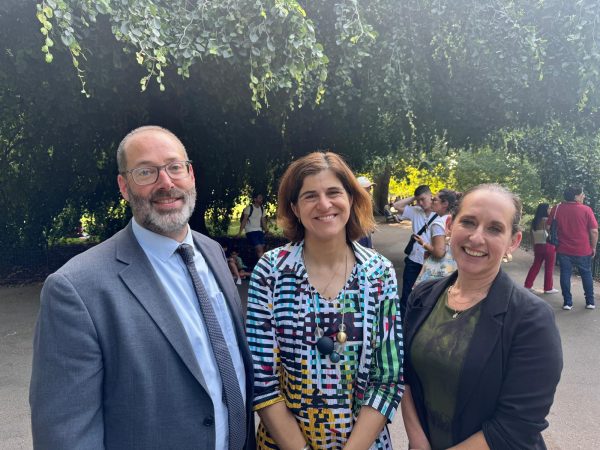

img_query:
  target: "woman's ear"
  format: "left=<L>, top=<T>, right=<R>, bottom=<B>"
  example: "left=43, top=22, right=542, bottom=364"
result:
left=291, top=203, right=300, bottom=221
left=445, top=216, right=453, bottom=237
left=508, top=231, right=523, bottom=254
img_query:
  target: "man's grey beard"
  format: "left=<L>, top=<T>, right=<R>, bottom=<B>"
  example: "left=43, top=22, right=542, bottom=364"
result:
left=127, top=185, right=196, bottom=236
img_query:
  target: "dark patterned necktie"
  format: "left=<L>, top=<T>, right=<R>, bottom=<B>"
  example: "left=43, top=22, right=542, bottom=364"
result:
left=177, top=244, right=246, bottom=450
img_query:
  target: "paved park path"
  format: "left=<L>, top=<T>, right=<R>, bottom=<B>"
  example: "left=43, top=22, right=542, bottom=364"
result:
left=1, top=221, right=598, bottom=449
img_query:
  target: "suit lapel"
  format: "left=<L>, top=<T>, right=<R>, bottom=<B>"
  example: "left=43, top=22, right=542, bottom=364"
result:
left=454, top=270, right=511, bottom=418
left=116, top=223, right=209, bottom=392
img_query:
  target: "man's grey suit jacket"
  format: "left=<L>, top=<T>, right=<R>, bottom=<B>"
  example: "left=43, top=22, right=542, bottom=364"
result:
left=30, top=222, right=255, bottom=449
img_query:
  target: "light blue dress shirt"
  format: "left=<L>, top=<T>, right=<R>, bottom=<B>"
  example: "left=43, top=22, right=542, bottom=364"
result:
left=132, top=219, right=246, bottom=450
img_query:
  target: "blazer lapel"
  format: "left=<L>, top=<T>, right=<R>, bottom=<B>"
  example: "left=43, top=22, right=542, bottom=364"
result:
left=454, top=270, right=512, bottom=418
left=116, top=223, right=209, bottom=392
left=404, top=274, right=456, bottom=350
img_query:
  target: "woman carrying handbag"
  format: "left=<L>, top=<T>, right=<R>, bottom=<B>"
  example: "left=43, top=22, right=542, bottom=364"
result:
left=524, top=203, right=558, bottom=294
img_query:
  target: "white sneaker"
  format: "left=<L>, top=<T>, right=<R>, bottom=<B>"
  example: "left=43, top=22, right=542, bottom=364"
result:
left=544, top=289, right=559, bottom=294
left=562, top=305, right=573, bottom=311
left=586, top=304, right=596, bottom=310
left=527, top=287, right=536, bottom=292
left=236, top=278, right=242, bottom=285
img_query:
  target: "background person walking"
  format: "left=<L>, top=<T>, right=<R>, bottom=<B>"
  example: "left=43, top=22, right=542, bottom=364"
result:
left=547, top=186, right=598, bottom=310
left=413, top=189, right=460, bottom=285
left=393, top=185, right=440, bottom=317
left=524, top=203, right=558, bottom=294
left=238, top=192, right=269, bottom=259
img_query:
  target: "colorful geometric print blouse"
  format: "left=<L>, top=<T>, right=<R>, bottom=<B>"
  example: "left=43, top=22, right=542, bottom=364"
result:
left=246, top=241, right=404, bottom=449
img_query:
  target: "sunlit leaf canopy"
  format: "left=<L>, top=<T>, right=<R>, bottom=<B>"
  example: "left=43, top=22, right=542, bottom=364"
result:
left=37, top=0, right=600, bottom=116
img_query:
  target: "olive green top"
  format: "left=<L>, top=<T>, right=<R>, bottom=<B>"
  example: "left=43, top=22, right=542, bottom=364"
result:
left=410, top=289, right=482, bottom=449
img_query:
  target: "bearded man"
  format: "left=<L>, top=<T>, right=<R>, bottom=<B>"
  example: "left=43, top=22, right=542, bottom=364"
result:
left=30, top=126, right=255, bottom=449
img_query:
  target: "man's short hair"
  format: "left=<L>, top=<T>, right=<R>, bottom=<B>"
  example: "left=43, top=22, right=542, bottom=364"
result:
left=564, top=186, right=583, bottom=201
left=414, top=185, right=431, bottom=197
left=116, top=125, right=188, bottom=173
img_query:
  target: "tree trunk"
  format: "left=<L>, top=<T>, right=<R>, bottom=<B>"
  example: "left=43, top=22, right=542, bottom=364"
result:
left=372, top=164, right=391, bottom=215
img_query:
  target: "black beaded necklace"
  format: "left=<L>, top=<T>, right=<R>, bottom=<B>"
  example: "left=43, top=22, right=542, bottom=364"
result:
left=313, top=292, right=348, bottom=363
left=311, top=251, right=349, bottom=363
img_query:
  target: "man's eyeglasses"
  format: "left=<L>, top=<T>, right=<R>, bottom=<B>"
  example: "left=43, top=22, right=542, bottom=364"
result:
left=432, top=198, right=440, bottom=203
left=123, top=160, right=192, bottom=186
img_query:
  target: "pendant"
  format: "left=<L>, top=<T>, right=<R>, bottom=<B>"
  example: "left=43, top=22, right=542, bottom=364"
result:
left=337, top=323, right=347, bottom=344
left=452, top=311, right=459, bottom=319
left=315, top=326, right=324, bottom=339
left=329, top=351, right=341, bottom=363
left=316, top=335, right=335, bottom=355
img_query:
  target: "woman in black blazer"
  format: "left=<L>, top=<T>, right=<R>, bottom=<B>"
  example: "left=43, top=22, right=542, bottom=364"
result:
left=402, top=184, right=563, bottom=449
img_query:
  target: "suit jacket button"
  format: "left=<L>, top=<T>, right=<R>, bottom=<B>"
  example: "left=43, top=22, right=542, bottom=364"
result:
left=203, top=416, right=214, bottom=426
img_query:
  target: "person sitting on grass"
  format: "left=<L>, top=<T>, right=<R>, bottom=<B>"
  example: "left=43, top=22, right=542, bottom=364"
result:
left=225, top=246, right=251, bottom=285
left=383, top=202, right=400, bottom=223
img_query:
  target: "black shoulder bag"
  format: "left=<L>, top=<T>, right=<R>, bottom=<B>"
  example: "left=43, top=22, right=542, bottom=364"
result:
left=404, top=213, right=438, bottom=255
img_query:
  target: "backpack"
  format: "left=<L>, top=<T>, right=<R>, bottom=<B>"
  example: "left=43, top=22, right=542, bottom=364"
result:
left=248, top=204, right=264, bottom=219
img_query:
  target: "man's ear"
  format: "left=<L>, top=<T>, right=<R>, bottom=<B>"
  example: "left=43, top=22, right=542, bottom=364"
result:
left=189, top=164, right=195, bottom=183
left=118, top=174, right=129, bottom=201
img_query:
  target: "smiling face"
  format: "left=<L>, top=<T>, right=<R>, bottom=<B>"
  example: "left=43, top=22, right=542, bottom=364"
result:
left=117, top=129, right=196, bottom=241
left=291, top=169, right=352, bottom=243
left=449, top=189, right=521, bottom=281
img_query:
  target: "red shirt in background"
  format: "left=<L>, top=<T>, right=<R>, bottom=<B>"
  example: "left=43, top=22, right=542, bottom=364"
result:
left=547, top=202, right=598, bottom=256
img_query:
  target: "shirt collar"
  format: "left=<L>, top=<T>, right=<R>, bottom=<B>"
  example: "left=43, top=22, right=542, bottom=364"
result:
left=131, top=218, right=193, bottom=262
left=280, top=240, right=380, bottom=279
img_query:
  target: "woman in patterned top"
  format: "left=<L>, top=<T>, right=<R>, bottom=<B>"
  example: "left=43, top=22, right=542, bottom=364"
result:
left=402, top=184, right=562, bottom=449
left=414, top=189, right=460, bottom=284
left=246, top=152, right=404, bottom=449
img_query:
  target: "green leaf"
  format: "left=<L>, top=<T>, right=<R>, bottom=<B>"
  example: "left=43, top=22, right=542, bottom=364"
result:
left=60, top=33, right=75, bottom=46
